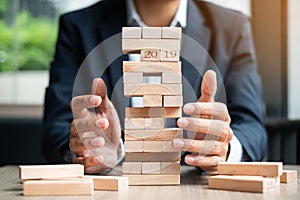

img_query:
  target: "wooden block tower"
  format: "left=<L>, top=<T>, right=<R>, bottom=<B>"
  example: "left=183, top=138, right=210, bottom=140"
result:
left=122, top=27, right=183, bottom=185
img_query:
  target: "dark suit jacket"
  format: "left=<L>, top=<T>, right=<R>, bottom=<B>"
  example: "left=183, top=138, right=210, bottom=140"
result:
left=43, top=0, right=267, bottom=163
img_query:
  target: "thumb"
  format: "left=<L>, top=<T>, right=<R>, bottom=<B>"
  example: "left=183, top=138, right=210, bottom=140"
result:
left=198, top=70, right=217, bottom=102
left=92, top=78, right=110, bottom=108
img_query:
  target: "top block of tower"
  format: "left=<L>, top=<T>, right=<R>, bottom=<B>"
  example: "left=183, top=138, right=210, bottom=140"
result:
left=162, top=27, right=182, bottom=39
left=122, top=27, right=142, bottom=39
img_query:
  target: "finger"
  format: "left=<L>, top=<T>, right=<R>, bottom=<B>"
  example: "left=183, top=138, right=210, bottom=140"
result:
left=199, top=70, right=217, bottom=102
left=184, top=154, right=225, bottom=174
left=69, top=137, right=105, bottom=153
left=74, top=155, right=104, bottom=168
left=70, top=117, right=109, bottom=137
left=71, top=95, right=102, bottom=118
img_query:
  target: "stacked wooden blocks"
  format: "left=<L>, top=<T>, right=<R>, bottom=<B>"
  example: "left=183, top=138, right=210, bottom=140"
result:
left=122, top=27, right=183, bottom=185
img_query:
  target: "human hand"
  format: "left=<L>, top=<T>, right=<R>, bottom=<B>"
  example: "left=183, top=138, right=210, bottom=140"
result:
left=69, top=78, right=121, bottom=174
left=174, top=70, right=233, bottom=173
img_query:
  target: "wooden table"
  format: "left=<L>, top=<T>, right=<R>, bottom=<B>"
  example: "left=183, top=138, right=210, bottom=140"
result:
left=1, top=165, right=299, bottom=200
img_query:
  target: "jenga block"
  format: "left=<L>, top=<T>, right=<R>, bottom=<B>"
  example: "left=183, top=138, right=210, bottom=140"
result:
left=143, top=141, right=163, bottom=152
left=122, top=162, right=142, bottom=174
left=19, top=164, right=84, bottom=180
left=161, top=27, right=182, bottom=39
left=124, top=118, right=145, bottom=130
left=122, top=27, right=142, bottom=39
left=144, top=118, right=164, bottom=130
left=218, top=162, right=283, bottom=177
left=142, top=27, right=162, bottom=38
left=23, top=178, right=93, bottom=196
left=123, top=61, right=181, bottom=73
left=125, top=107, right=181, bottom=118
left=141, top=49, right=161, bottom=62
left=280, top=170, right=297, bottom=183
left=161, top=161, right=180, bottom=174
left=124, top=84, right=182, bottom=96
left=124, top=141, right=143, bottom=152
left=208, top=175, right=275, bottom=193
left=162, top=72, right=182, bottom=83
left=164, top=96, right=183, bottom=107
left=123, top=174, right=180, bottom=185
left=142, top=162, right=161, bottom=174
left=163, top=140, right=181, bottom=152
left=123, top=72, right=143, bottom=84
left=125, top=152, right=181, bottom=162
left=161, top=50, right=180, bottom=62
left=125, top=128, right=183, bottom=141
left=122, top=39, right=180, bottom=53
left=85, top=175, right=128, bottom=191
left=143, top=95, right=162, bottom=107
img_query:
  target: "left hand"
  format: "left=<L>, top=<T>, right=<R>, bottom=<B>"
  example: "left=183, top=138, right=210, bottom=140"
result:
left=174, top=70, right=233, bottom=174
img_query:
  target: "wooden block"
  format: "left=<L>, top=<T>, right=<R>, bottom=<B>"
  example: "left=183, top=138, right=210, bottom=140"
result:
left=125, top=107, right=182, bottom=118
left=208, top=175, right=275, bottom=193
left=144, top=118, right=164, bottom=130
left=122, top=27, right=142, bottom=39
left=125, top=128, right=183, bottom=141
left=85, top=175, right=128, bottom=191
left=218, top=162, right=283, bottom=177
left=124, top=84, right=182, bottom=96
left=23, top=178, right=93, bottom=196
left=122, top=162, right=142, bottom=174
left=143, top=95, right=162, bottom=107
left=123, top=174, right=180, bottom=185
left=164, top=96, right=183, bottom=107
left=123, top=72, right=143, bottom=84
left=19, top=164, right=84, bottom=180
left=124, top=141, right=143, bottom=152
left=141, top=49, right=161, bottom=62
left=161, top=161, right=180, bottom=174
left=280, top=170, right=297, bottom=183
left=162, top=72, right=182, bottom=83
left=163, top=140, right=181, bottom=152
left=143, top=141, right=163, bottom=152
left=142, top=27, right=162, bottom=38
left=124, top=118, right=145, bottom=130
left=161, top=49, right=180, bottom=62
left=125, top=152, right=181, bottom=162
left=142, top=162, right=161, bottom=174
left=123, top=61, right=181, bottom=73
left=161, top=27, right=182, bottom=39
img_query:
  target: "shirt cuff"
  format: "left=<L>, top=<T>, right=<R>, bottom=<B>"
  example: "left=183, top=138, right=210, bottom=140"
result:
left=226, top=134, right=243, bottom=162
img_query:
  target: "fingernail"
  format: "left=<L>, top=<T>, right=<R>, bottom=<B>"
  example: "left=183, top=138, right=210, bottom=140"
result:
left=186, top=156, right=195, bottom=164
left=90, top=96, right=101, bottom=105
left=91, top=137, right=105, bottom=147
left=177, top=118, right=189, bottom=128
left=96, top=118, right=108, bottom=129
left=173, top=139, right=185, bottom=148
left=184, top=104, right=195, bottom=114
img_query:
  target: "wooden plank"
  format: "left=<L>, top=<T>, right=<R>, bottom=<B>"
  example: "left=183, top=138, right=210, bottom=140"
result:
left=142, top=162, right=161, bottom=174
left=163, top=140, right=181, bottom=152
left=208, top=175, right=275, bottom=193
left=143, top=141, right=163, bottom=152
left=123, top=72, right=143, bottom=84
left=217, top=162, right=283, bottom=177
left=143, top=95, right=162, bottom=107
left=19, top=164, right=84, bottom=180
left=122, top=162, right=142, bottom=174
left=23, top=178, right=93, bottom=196
left=122, top=27, right=142, bottom=39
left=124, top=84, right=182, bottom=96
left=280, top=170, right=297, bottom=183
left=125, top=152, right=181, bottom=162
left=161, top=50, right=180, bottom=62
left=142, top=27, right=162, bottom=38
left=123, top=174, right=180, bottom=185
left=161, top=161, right=180, bottom=175
left=141, top=49, right=161, bottom=62
left=164, top=96, right=183, bottom=107
left=125, top=128, right=183, bottom=141
left=125, top=107, right=181, bottom=118
left=122, top=39, right=180, bottom=53
left=162, top=72, right=182, bottom=83
left=85, top=175, right=128, bottom=191
left=124, top=141, right=143, bottom=152
left=123, top=61, right=181, bottom=73
left=124, top=118, right=145, bottom=130
left=161, top=27, right=182, bottom=39
left=144, top=118, right=164, bottom=130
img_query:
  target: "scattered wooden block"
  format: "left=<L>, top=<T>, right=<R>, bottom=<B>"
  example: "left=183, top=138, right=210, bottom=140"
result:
left=143, top=95, right=162, bottom=107
left=125, top=128, right=183, bottom=141
left=19, top=164, right=84, bottom=180
left=141, top=49, right=161, bottom=62
left=85, top=175, right=128, bottom=191
left=122, top=27, right=142, bottom=39
left=23, top=178, right=93, bottom=196
left=125, top=152, right=181, bottom=162
left=142, top=27, right=162, bottom=38
left=144, top=118, right=164, bottom=130
left=164, top=96, right=183, bottom=107
left=161, top=27, right=182, bottom=39
left=124, top=118, right=145, bottom=130
left=143, top=141, right=163, bottom=152
left=142, top=162, right=161, bottom=174
left=122, top=162, right=142, bottom=175
left=124, top=141, right=143, bottom=152
left=161, top=161, right=180, bottom=174
left=163, top=140, right=181, bottom=152
left=218, top=162, right=283, bottom=177
left=208, top=175, right=275, bottom=193
left=162, top=72, right=182, bottom=83
left=123, top=61, right=181, bottom=73
left=124, top=84, right=182, bottom=96
left=161, top=50, right=180, bottom=62
left=123, top=72, right=143, bottom=84
left=125, top=107, right=182, bottom=118
left=123, top=174, right=180, bottom=185
left=280, top=170, right=297, bottom=183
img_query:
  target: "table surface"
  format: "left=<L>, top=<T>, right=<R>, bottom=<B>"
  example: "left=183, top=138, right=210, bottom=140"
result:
left=0, top=165, right=299, bottom=200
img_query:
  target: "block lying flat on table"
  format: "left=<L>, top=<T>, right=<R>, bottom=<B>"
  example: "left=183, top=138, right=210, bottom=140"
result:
left=161, top=27, right=182, bottom=39
left=122, top=39, right=180, bottom=53
left=122, top=162, right=142, bottom=174
left=122, top=27, right=142, bottom=39
left=85, top=175, right=128, bottom=191
left=125, top=128, right=183, bottom=141
left=161, top=161, right=180, bottom=174
left=125, top=152, right=181, bottom=162
left=123, top=72, right=143, bottom=84
left=124, top=118, right=145, bottom=130
left=123, top=61, right=181, bottom=73
left=123, top=174, right=180, bottom=185
left=142, top=27, right=162, bottom=38
left=143, top=94, right=162, bottom=107
left=23, top=178, right=93, bottom=196
left=124, top=141, right=144, bottom=152
left=164, top=96, right=183, bottom=107
left=125, top=107, right=181, bottom=118
left=142, top=162, right=161, bottom=174
left=208, top=175, right=275, bottom=193
left=19, top=164, right=84, bottom=180
left=280, top=170, right=298, bottom=183
left=124, top=84, right=182, bottom=96
left=218, top=162, right=283, bottom=177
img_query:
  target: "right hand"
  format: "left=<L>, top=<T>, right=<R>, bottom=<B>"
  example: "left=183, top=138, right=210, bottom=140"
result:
left=69, top=78, right=121, bottom=174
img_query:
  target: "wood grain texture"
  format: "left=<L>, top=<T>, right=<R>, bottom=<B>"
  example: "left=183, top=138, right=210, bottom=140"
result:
left=280, top=170, right=297, bottom=183
left=123, top=61, right=181, bottom=73
left=123, top=72, right=143, bottom=84
left=161, top=161, right=180, bottom=175
left=124, top=118, right=145, bottom=130
left=125, top=152, right=181, bottom=162
left=122, top=39, right=180, bottom=53
left=143, top=95, right=162, bottom=107
left=161, top=50, right=180, bottom=62
left=124, top=84, right=182, bottom=96
left=85, top=175, right=128, bottom=191
left=125, top=107, right=181, bottom=118
left=142, top=162, right=161, bottom=175
left=161, top=27, right=182, bottom=39
left=122, top=162, right=142, bottom=175
left=142, top=27, right=162, bottom=38
left=124, top=141, right=144, bottom=152
left=141, top=49, right=161, bottom=62
left=123, top=174, right=180, bottom=185
left=163, top=96, right=183, bottom=107
left=143, top=141, right=163, bottom=152
left=122, top=27, right=142, bottom=39
left=144, top=118, right=164, bottom=130
left=162, top=140, right=181, bottom=152
left=162, top=72, right=182, bottom=83
left=125, top=128, right=183, bottom=141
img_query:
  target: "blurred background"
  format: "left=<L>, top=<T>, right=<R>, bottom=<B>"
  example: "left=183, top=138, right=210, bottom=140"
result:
left=0, top=0, right=299, bottom=166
